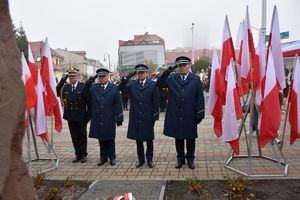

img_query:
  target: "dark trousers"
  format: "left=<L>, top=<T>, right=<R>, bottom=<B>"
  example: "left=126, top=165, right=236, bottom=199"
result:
left=159, top=96, right=167, bottom=112
left=136, top=140, right=153, bottom=162
left=175, top=139, right=195, bottom=162
left=98, top=139, right=116, bottom=161
left=122, top=96, right=128, bottom=110
left=67, top=120, right=87, bottom=158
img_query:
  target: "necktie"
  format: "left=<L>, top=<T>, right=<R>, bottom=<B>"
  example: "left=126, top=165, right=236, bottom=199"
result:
left=181, top=76, right=185, bottom=82
left=140, top=81, right=144, bottom=87
left=72, top=85, right=75, bottom=92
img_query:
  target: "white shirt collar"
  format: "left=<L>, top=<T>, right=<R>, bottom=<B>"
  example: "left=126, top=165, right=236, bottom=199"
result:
left=139, top=79, right=146, bottom=85
left=181, top=72, right=189, bottom=80
left=72, top=81, right=79, bottom=88
left=101, top=82, right=108, bottom=89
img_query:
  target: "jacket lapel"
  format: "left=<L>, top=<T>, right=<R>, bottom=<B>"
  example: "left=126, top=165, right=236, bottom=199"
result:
left=103, top=83, right=112, bottom=95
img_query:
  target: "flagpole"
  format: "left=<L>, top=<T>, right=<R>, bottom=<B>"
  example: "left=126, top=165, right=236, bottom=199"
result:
left=26, top=127, right=32, bottom=176
left=280, top=55, right=297, bottom=150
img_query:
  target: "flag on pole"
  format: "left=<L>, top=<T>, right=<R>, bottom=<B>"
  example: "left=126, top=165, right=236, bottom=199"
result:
left=255, top=30, right=266, bottom=106
left=35, top=70, right=48, bottom=141
left=208, top=50, right=223, bottom=137
left=28, top=45, right=38, bottom=85
left=41, top=38, right=62, bottom=132
left=216, top=16, right=236, bottom=105
left=289, top=57, right=300, bottom=144
left=223, top=62, right=243, bottom=155
left=21, top=52, right=37, bottom=112
left=266, top=6, right=286, bottom=90
left=259, top=49, right=281, bottom=147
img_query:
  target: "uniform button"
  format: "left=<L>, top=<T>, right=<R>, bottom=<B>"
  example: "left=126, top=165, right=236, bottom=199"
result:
left=179, top=117, right=182, bottom=120
left=139, top=102, right=142, bottom=105
left=101, top=105, right=104, bottom=108
left=100, top=122, right=103, bottom=125
left=180, top=108, right=183, bottom=111
left=140, top=93, right=142, bottom=96
left=139, top=111, right=142, bottom=114
left=181, top=98, right=184, bottom=102
left=182, top=88, right=184, bottom=91
left=101, top=97, right=104, bottom=99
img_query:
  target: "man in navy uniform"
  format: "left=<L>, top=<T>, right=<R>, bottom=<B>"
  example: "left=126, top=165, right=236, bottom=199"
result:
left=82, top=68, right=123, bottom=166
left=56, top=68, right=88, bottom=163
left=156, top=56, right=205, bottom=169
left=118, top=64, right=159, bottom=168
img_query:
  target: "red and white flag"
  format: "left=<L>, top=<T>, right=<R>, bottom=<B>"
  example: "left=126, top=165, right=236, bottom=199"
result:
left=208, top=50, right=223, bottom=137
left=35, top=70, right=48, bottom=141
left=223, top=62, right=243, bottom=155
left=266, top=6, right=286, bottom=90
left=255, top=30, right=266, bottom=106
left=289, top=57, right=300, bottom=144
left=21, top=52, right=37, bottom=113
left=41, top=38, right=62, bottom=132
left=259, top=49, right=281, bottom=147
left=28, top=45, right=38, bottom=85
left=216, top=16, right=236, bottom=105
left=238, top=7, right=259, bottom=95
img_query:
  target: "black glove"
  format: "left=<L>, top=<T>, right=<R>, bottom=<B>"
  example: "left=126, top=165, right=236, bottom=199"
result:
left=195, top=118, right=202, bottom=124
left=88, top=74, right=98, bottom=82
left=61, top=74, right=68, bottom=83
left=116, top=121, right=122, bottom=126
left=126, top=71, right=136, bottom=79
left=163, top=65, right=177, bottom=75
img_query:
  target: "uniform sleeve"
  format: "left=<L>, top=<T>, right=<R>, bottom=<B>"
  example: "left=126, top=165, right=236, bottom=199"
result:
left=118, top=77, right=129, bottom=91
left=114, top=88, right=124, bottom=122
left=196, top=79, right=205, bottom=120
left=152, top=85, right=159, bottom=121
left=156, top=73, right=170, bottom=88
left=56, top=78, right=66, bottom=97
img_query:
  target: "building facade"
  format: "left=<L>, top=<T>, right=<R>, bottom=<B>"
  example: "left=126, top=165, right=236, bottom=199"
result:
left=118, top=32, right=166, bottom=75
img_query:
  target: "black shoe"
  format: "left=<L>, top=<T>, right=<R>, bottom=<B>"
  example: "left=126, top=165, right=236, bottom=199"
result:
left=72, top=156, right=81, bottom=163
left=136, top=161, right=145, bottom=168
left=175, top=161, right=184, bottom=169
left=110, top=159, right=116, bottom=166
left=80, top=156, right=87, bottom=163
left=147, top=161, right=154, bottom=168
left=187, top=161, right=195, bottom=169
left=97, top=159, right=107, bottom=166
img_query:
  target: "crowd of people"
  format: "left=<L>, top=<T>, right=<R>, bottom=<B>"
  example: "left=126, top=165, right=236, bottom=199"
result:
left=57, top=56, right=205, bottom=169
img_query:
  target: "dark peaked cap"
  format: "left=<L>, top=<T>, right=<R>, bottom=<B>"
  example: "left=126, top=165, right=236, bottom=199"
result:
left=175, top=56, right=191, bottom=65
left=96, top=68, right=110, bottom=76
left=135, top=64, right=149, bottom=72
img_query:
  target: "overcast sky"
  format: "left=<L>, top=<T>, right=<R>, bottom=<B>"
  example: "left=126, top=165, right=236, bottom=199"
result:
left=9, top=0, right=300, bottom=67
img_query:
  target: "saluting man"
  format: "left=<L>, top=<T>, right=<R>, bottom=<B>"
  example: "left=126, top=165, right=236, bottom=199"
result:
left=56, top=68, right=88, bottom=163
left=118, top=64, right=159, bottom=168
left=156, top=56, right=205, bottom=169
left=82, top=68, right=123, bottom=166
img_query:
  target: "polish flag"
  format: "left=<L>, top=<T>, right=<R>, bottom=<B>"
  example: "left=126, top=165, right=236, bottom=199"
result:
left=255, top=30, right=266, bottom=106
left=266, top=6, right=286, bottom=90
left=289, top=57, right=300, bottom=144
left=41, top=38, right=62, bottom=132
left=208, top=50, right=223, bottom=137
left=223, top=62, right=243, bottom=155
left=35, top=70, right=48, bottom=141
left=21, top=52, right=37, bottom=113
left=259, top=49, right=281, bottom=147
left=216, top=16, right=236, bottom=105
left=28, top=45, right=38, bottom=85
left=238, top=7, right=259, bottom=95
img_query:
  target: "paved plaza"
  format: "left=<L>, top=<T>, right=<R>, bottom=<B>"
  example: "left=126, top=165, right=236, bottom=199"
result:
left=23, top=94, right=300, bottom=180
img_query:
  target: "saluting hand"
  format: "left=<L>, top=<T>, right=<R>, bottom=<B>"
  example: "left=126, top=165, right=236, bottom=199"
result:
left=126, top=71, right=136, bottom=79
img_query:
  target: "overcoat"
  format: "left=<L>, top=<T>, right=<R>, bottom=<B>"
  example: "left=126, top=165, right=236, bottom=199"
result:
left=82, top=82, right=123, bottom=140
left=156, top=72, right=205, bottom=139
left=119, top=78, right=159, bottom=141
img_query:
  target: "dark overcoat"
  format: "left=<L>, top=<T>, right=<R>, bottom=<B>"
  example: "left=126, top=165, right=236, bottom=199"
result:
left=119, top=78, right=159, bottom=141
left=82, top=82, right=123, bottom=140
left=57, top=81, right=88, bottom=122
left=156, top=72, right=205, bottom=139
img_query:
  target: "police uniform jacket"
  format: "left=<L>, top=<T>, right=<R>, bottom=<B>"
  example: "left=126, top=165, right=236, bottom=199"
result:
left=57, top=81, right=88, bottom=122
left=156, top=72, right=205, bottom=139
left=119, top=78, right=159, bottom=141
left=82, top=81, right=123, bottom=140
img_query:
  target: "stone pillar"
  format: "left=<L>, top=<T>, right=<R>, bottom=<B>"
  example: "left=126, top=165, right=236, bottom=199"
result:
left=0, top=0, right=36, bottom=199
